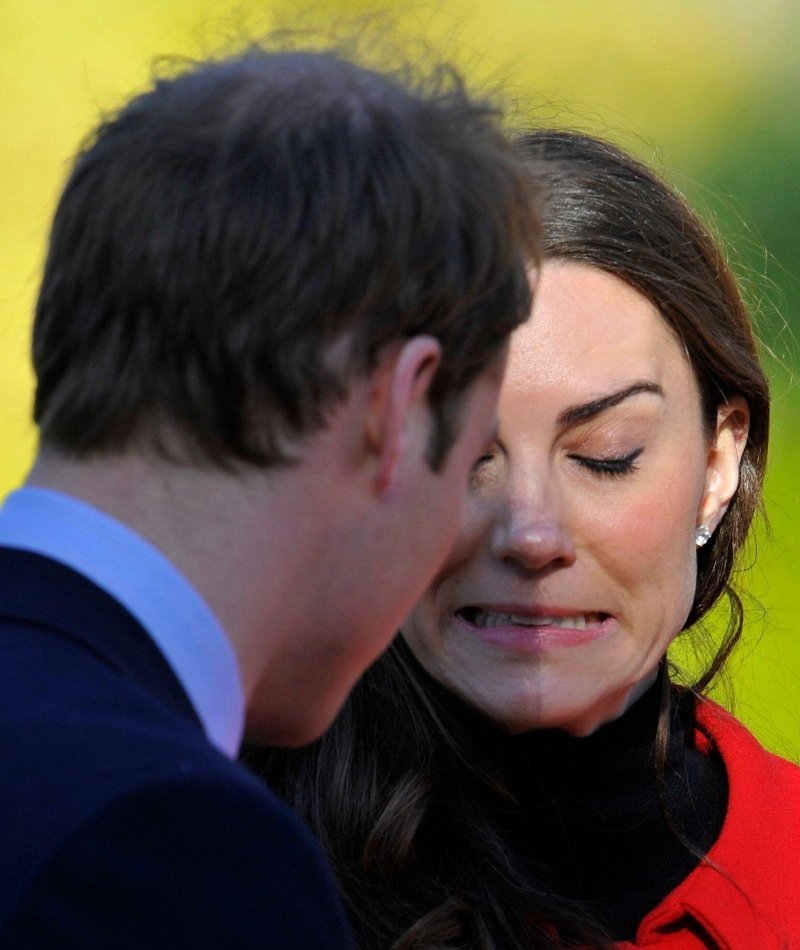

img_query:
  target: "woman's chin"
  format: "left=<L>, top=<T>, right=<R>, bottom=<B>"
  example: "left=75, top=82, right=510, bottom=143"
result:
left=450, top=675, right=638, bottom=736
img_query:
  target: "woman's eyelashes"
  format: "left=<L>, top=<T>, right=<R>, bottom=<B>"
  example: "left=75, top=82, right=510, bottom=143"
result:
left=469, top=444, right=644, bottom=485
left=472, top=442, right=502, bottom=471
left=568, top=447, right=644, bottom=477
left=469, top=446, right=504, bottom=492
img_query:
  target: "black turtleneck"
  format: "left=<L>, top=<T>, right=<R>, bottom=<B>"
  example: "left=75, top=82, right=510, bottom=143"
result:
left=446, top=671, right=729, bottom=943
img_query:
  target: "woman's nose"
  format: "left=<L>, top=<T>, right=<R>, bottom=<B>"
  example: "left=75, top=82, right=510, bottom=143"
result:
left=488, top=473, right=575, bottom=573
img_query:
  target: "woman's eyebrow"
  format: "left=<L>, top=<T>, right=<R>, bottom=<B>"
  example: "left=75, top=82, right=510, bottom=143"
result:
left=557, top=382, right=665, bottom=427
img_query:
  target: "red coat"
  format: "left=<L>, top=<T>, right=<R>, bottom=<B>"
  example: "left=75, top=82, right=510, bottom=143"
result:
left=618, top=699, right=800, bottom=949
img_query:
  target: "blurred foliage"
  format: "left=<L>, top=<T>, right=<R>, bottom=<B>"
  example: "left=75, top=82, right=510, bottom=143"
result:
left=1, top=0, right=799, bottom=754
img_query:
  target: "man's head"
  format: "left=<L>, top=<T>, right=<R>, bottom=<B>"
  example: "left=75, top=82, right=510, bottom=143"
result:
left=34, top=48, right=536, bottom=469
left=31, top=47, right=539, bottom=743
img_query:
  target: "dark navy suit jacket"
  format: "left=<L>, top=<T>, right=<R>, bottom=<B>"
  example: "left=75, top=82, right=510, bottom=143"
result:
left=0, top=547, right=352, bottom=949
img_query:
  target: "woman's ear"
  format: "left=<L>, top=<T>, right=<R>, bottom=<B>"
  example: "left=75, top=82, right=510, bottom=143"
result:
left=697, top=397, right=750, bottom=533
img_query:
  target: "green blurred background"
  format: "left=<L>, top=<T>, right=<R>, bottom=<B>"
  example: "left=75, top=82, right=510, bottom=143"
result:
left=2, top=0, right=799, bottom=755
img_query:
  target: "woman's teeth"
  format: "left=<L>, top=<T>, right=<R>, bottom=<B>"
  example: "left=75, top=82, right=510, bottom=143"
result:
left=466, top=611, right=602, bottom=630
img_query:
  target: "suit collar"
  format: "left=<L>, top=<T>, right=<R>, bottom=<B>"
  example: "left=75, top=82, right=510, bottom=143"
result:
left=0, top=488, right=244, bottom=757
left=0, top=546, right=202, bottom=729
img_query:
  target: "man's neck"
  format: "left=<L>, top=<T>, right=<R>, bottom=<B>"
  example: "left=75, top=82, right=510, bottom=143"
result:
left=26, top=448, right=312, bottom=702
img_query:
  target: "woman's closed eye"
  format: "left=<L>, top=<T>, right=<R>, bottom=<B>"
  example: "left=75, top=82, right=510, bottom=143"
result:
left=568, top=447, right=643, bottom=477
left=472, top=441, right=503, bottom=470
left=469, top=445, right=504, bottom=492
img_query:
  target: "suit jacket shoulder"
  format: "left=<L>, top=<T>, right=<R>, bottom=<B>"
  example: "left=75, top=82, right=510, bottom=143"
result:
left=0, top=549, right=351, bottom=949
left=2, top=771, right=350, bottom=949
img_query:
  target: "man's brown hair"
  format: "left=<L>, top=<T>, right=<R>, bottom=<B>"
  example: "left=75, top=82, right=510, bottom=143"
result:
left=33, top=47, right=539, bottom=470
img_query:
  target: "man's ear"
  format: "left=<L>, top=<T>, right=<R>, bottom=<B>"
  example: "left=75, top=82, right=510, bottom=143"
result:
left=365, top=336, right=442, bottom=496
left=697, top=397, right=750, bottom=533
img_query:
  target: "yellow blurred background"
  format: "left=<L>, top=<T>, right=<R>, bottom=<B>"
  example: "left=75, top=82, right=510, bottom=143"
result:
left=2, top=0, right=800, bottom=755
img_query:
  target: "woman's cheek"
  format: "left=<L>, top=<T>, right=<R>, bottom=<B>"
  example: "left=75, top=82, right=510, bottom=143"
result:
left=407, top=497, right=492, bottom=642
left=588, top=486, right=698, bottom=636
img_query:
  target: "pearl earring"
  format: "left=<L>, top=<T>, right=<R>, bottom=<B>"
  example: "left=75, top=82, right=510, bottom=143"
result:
left=695, top=524, right=712, bottom=548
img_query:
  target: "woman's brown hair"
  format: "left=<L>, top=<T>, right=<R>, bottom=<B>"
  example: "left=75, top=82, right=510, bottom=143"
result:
left=243, top=129, right=770, bottom=949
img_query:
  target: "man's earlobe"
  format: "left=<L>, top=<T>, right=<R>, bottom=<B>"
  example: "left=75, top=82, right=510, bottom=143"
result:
left=365, top=336, right=442, bottom=496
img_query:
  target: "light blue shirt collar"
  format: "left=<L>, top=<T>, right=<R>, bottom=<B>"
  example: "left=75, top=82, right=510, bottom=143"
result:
left=0, top=486, right=245, bottom=758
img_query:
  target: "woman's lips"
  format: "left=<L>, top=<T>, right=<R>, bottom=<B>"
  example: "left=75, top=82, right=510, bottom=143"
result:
left=453, top=606, right=614, bottom=650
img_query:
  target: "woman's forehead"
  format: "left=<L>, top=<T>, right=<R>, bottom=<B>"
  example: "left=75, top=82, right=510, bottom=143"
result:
left=504, top=262, right=691, bottom=403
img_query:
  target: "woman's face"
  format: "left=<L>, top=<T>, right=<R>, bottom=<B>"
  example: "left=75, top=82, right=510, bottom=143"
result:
left=402, top=262, right=748, bottom=736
